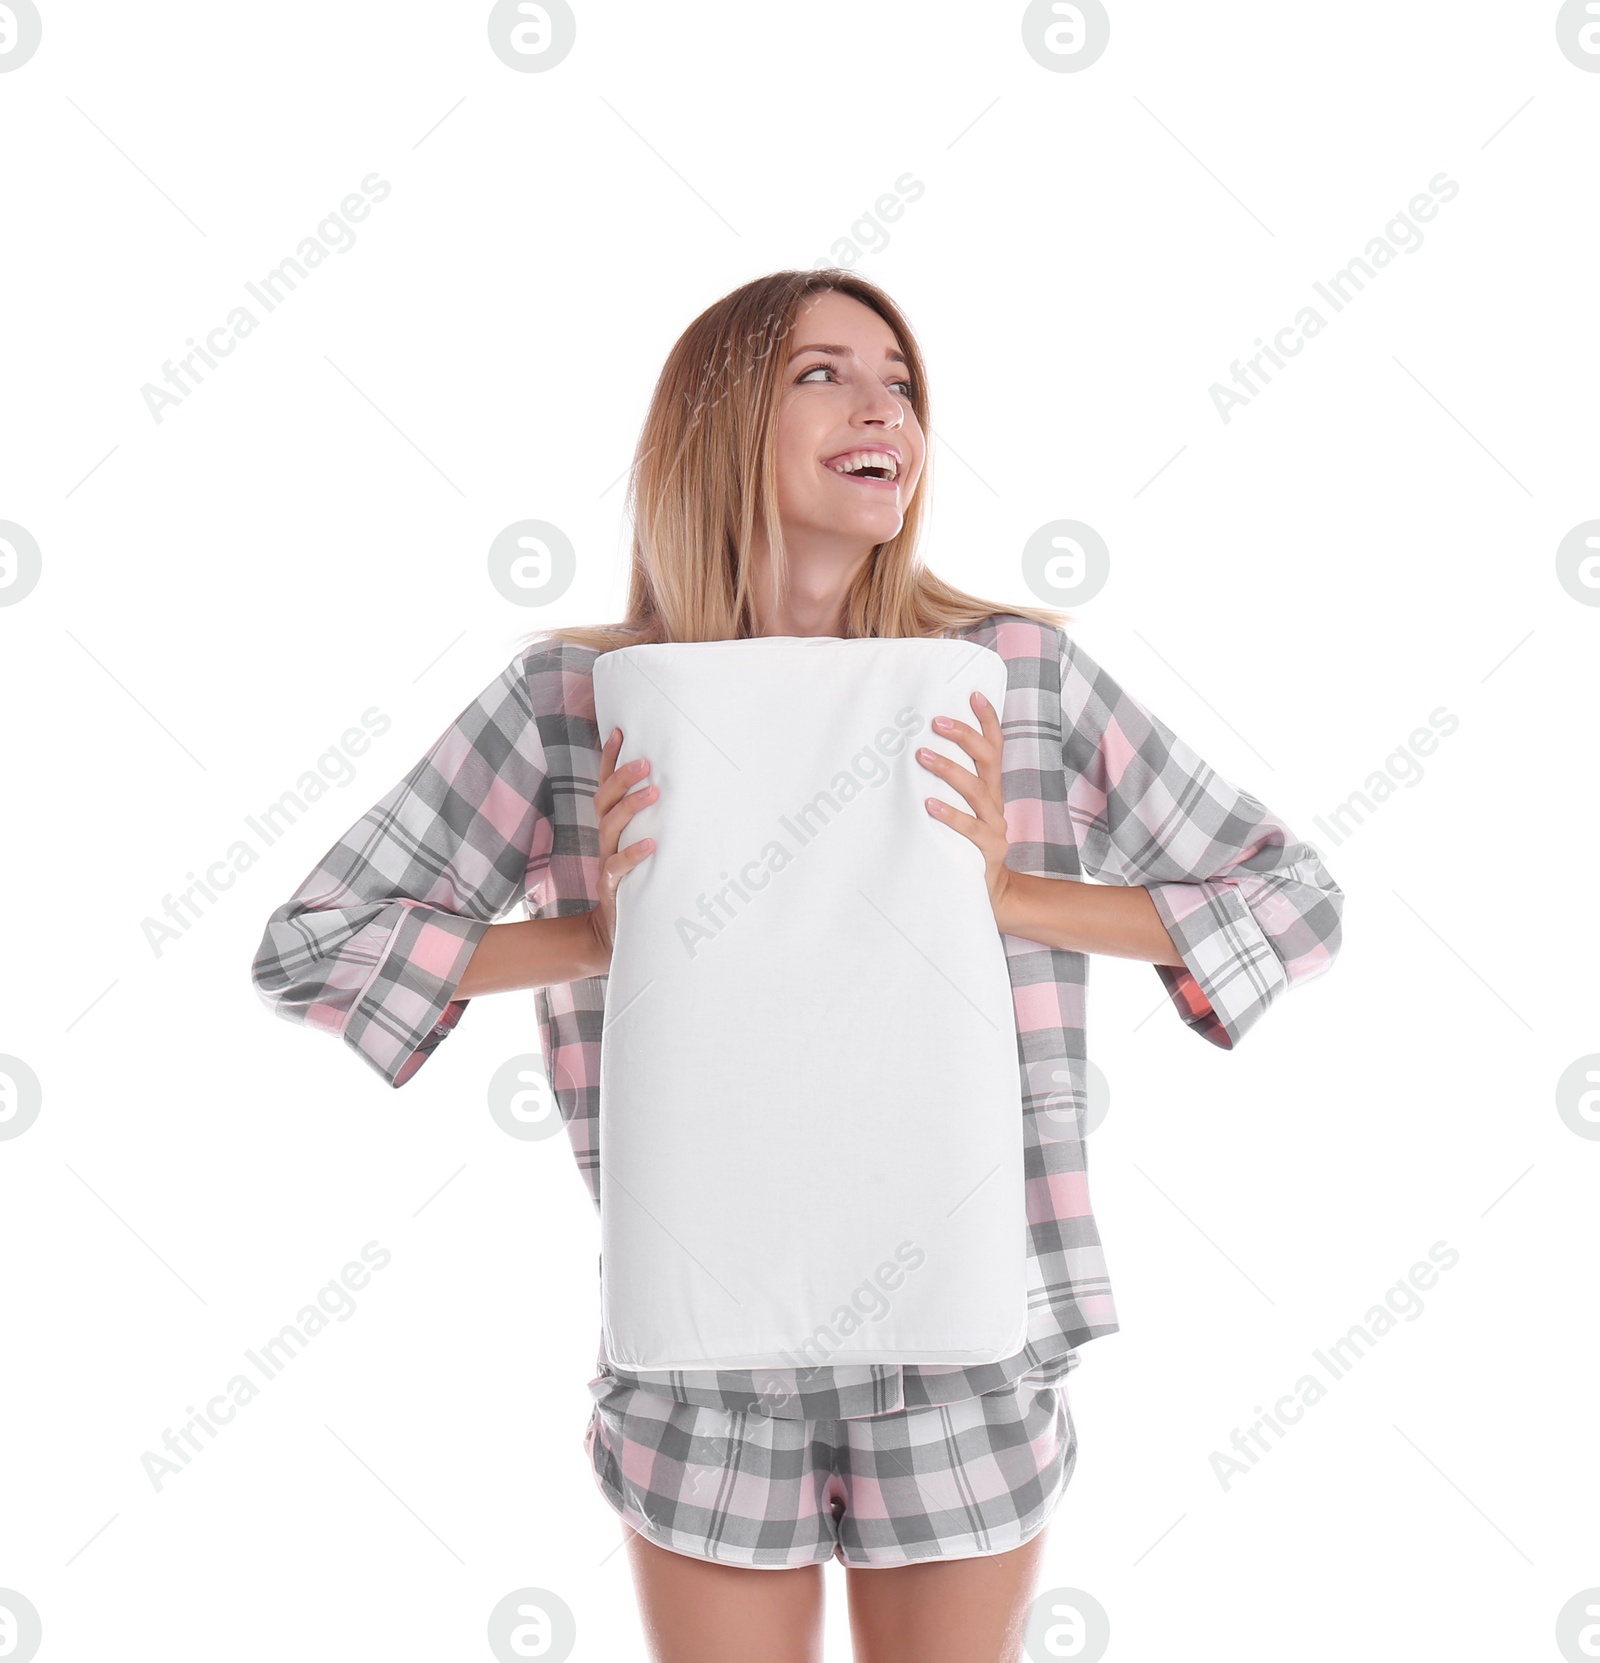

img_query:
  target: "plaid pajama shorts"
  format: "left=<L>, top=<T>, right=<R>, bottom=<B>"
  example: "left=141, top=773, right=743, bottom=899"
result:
left=583, top=1362, right=1078, bottom=1570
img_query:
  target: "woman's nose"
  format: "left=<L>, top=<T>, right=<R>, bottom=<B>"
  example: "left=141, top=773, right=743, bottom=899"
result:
left=856, top=384, right=904, bottom=425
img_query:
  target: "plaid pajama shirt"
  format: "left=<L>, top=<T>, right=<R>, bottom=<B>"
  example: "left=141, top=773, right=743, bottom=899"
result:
left=251, top=612, right=1344, bottom=1418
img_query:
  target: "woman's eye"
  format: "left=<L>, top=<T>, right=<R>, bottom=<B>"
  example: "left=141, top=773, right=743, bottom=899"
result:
left=797, top=363, right=915, bottom=399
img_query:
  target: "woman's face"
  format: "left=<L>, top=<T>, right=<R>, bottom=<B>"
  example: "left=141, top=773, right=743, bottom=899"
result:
left=770, top=289, right=924, bottom=558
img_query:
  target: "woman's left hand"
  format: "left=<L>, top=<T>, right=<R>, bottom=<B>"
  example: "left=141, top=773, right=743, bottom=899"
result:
left=915, top=692, right=1018, bottom=929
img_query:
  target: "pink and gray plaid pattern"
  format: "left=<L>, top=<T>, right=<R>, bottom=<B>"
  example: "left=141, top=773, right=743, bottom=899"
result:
left=251, top=613, right=1344, bottom=1418
left=584, top=1361, right=1078, bottom=1569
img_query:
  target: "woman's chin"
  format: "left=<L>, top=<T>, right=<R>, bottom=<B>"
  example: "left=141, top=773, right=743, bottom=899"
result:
left=830, top=505, right=904, bottom=541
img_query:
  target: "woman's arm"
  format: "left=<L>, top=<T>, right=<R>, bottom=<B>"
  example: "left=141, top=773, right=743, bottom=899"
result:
left=251, top=646, right=567, bottom=1087
left=922, top=624, right=1344, bottom=1049
left=454, top=724, right=654, bottom=996
left=1050, top=625, right=1344, bottom=1049
left=992, top=871, right=1187, bottom=966
left=454, top=911, right=609, bottom=997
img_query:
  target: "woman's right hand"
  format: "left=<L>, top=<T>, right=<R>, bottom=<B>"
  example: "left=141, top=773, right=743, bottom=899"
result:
left=585, top=725, right=657, bottom=971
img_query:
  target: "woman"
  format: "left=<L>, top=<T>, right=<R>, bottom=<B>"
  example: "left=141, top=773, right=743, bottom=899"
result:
left=252, top=269, right=1344, bottom=1662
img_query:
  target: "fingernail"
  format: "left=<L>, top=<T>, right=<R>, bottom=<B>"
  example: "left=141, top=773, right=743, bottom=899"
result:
left=916, top=747, right=934, bottom=761
left=932, top=717, right=951, bottom=729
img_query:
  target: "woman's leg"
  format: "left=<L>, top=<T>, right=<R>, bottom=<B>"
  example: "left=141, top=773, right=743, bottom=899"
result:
left=842, top=1525, right=1050, bottom=1663
left=832, top=1374, right=1076, bottom=1661
left=620, top=1522, right=827, bottom=1663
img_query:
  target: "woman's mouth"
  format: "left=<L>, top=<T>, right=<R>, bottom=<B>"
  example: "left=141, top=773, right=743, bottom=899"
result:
left=822, top=449, right=901, bottom=490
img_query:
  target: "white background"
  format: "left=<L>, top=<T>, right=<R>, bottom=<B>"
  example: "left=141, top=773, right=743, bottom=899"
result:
left=2, top=2, right=1595, bottom=1659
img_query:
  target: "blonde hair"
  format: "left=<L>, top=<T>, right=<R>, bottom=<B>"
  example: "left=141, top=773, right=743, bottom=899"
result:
left=526, top=268, right=1073, bottom=653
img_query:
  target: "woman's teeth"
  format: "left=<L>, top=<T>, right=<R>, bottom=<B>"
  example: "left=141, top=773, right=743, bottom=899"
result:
left=829, top=452, right=899, bottom=482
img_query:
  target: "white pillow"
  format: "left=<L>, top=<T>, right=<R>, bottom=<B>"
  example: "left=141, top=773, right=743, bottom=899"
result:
left=590, top=637, right=1028, bottom=1372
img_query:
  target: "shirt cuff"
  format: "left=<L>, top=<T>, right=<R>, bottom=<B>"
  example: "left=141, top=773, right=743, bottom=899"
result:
left=1144, top=879, right=1289, bottom=1050
left=340, top=904, right=493, bottom=1087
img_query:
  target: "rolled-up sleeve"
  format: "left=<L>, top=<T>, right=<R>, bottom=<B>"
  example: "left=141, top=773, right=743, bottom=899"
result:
left=1058, top=627, right=1343, bottom=1050
left=250, top=647, right=555, bottom=1087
